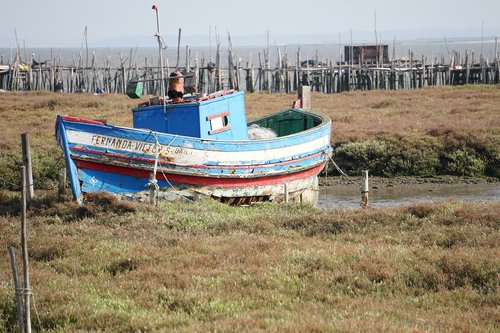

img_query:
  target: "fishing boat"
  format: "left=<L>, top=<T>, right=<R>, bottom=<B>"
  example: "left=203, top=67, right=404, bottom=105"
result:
left=55, top=5, right=332, bottom=206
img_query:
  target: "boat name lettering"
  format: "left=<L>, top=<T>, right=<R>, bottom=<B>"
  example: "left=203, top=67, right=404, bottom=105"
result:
left=91, top=135, right=136, bottom=150
left=163, top=146, right=191, bottom=155
left=90, top=135, right=192, bottom=156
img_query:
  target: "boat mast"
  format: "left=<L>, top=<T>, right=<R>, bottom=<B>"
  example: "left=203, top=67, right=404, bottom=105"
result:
left=152, top=4, right=166, bottom=102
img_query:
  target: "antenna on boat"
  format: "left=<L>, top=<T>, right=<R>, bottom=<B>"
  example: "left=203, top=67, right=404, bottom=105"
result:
left=152, top=4, right=166, bottom=105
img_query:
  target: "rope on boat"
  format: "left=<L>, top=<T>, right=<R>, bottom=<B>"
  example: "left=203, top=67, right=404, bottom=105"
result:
left=148, top=131, right=194, bottom=203
left=40, top=154, right=64, bottom=180
left=147, top=131, right=161, bottom=204
left=328, top=157, right=368, bottom=208
left=329, top=157, right=359, bottom=187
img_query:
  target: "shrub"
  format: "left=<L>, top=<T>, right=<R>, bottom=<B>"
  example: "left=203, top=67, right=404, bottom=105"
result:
left=391, top=136, right=442, bottom=176
left=0, top=148, right=63, bottom=191
left=334, top=140, right=396, bottom=176
left=332, top=135, right=496, bottom=178
left=106, top=258, right=138, bottom=276
left=0, top=152, right=22, bottom=191
left=442, top=149, right=485, bottom=177
left=31, top=148, right=64, bottom=189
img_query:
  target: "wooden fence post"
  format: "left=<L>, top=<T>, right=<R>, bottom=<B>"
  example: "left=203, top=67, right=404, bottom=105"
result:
left=21, top=166, right=32, bottom=333
left=21, top=133, right=34, bottom=207
left=8, top=246, right=25, bottom=333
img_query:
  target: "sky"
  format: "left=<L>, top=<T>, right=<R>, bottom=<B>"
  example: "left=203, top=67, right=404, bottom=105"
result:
left=1, top=0, right=499, bottom=47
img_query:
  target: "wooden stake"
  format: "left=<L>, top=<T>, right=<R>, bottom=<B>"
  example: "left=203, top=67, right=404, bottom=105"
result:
left=58, top=168, right=67, bottom=197
left=149, top=173, right=158, bottom=206
left=21, top=166, right=32, bottom=333
left=20, top=133, right=34, bottom=208
left=8, top=246, right=24, bottom=333
left=362, top=170, right=369, bottom=208
left=298, top=85, right=311, bottom=109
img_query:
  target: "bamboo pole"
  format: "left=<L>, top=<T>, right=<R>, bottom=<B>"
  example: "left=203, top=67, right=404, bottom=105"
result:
left=8, top=246, right=24, bottom=333
left=1, top=46, right=499, bottom=94
left=495, top=37, right=499, bottom=84
left=227, top=32, right=234, bottom=90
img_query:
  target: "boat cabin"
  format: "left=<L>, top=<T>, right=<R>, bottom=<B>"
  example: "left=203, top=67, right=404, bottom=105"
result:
left=132, top=90, right=249, bottom=140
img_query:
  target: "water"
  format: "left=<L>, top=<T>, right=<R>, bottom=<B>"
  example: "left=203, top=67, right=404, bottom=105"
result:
left=318, top=182, right=500, bottom=209
left=1, top=37, right=498, bottom=67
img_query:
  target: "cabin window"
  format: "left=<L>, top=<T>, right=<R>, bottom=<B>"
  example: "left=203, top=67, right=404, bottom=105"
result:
left=207, top=111, right=231, bottom=135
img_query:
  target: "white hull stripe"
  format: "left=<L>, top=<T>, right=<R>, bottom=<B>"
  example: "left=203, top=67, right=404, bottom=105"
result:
left=66, top=130, right=330, bottom=165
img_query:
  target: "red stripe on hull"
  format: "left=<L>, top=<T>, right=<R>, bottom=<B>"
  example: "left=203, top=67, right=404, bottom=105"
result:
left=75, top=160, right=325, bottom=188
left=62, top=116, right=106, bottom=126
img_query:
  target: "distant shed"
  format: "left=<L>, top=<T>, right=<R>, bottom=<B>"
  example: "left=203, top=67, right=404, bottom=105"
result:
left=345, top=45, right=389, bottom=65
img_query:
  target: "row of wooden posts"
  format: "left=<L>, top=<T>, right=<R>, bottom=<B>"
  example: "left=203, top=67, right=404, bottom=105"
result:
left=1, top=46, right=499, bottom=96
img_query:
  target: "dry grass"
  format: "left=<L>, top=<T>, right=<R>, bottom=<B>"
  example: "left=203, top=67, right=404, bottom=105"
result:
left=0, top=193, right=498, bottom=332
left=1, top=86, right=498, bottom=147
left=0, top=91, right=135, bottom=150
left=0, top=92, right=136, bottom=190
left=247, top=85, right=500, bottom=144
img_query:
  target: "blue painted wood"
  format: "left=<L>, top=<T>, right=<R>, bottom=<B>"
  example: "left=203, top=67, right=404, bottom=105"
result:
left=79, top=168, right=153, bottom=193
left=55, top=115, right=83, bottom=203
left=132, top=91, right=248, bottom=140
left=63, top=114, right=331, bottom=153
left=56, top=93, right=333, bottom=203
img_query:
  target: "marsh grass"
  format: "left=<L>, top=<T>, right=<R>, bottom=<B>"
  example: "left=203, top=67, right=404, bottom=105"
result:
left=0, top=193, right=498, bottom=332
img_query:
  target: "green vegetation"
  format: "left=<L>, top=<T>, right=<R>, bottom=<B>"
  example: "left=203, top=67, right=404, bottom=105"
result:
left=308, top=86, right=500, bottom=178
left=333, top=134, right=497, bottom=177
left=0, top=192, right=498, bottom=332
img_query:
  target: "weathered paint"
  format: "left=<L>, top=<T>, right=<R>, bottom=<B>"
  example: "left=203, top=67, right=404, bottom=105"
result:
left=76, top=160, right=322, bottom=205
left=55, top=118, right=83, bottom=203
left=56, top=105, right=332, bottom=205
left=65, top=129, right=330, bottom=166
left=75, top=160, right=325, bottom=188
